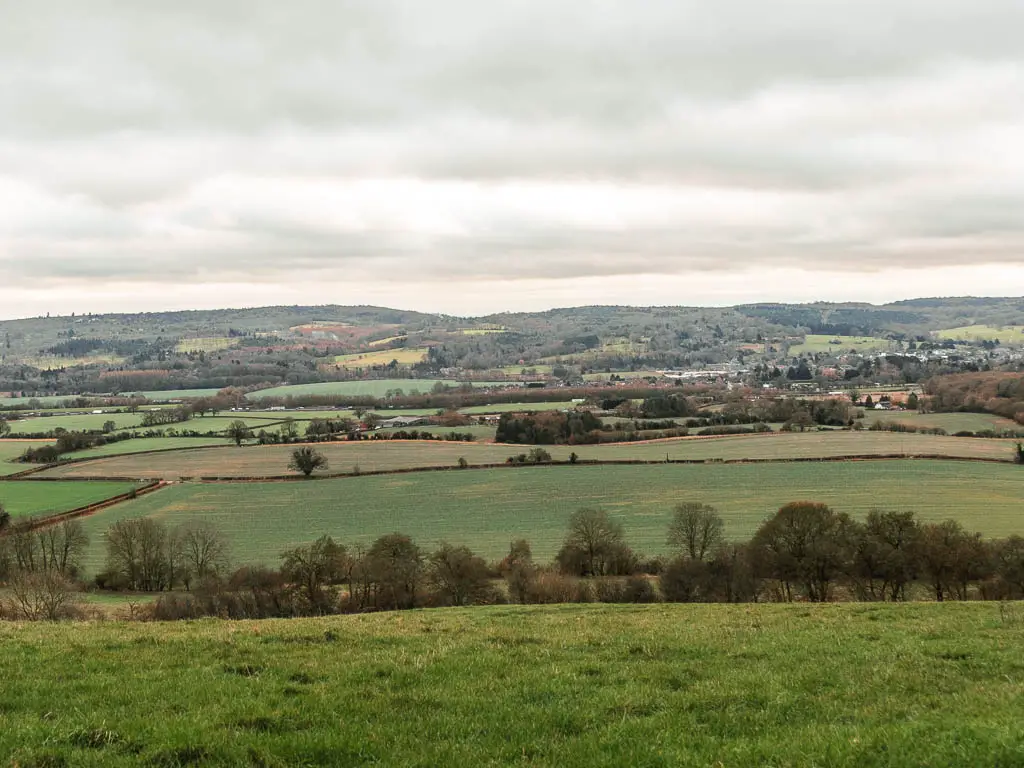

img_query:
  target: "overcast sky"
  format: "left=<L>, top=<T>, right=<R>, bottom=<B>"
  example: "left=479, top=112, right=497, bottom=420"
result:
left=1, top=1, right=1023, bottom=319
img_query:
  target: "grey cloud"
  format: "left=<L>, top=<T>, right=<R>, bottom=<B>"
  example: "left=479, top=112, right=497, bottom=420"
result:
left=0, top=0, right=1023, bottom=306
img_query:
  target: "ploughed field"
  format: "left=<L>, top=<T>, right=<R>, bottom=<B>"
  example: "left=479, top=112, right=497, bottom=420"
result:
left=0, top=480, right=141, bottom=519
left=75, top=461, right=1023, bottom=569
left=38, top=430, right=1020, bottom=480
left=2, top=604, right=1022, bottom=767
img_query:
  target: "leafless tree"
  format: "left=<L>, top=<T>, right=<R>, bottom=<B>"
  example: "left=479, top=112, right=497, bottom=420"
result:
left=667, top=503, right=724, bottom=562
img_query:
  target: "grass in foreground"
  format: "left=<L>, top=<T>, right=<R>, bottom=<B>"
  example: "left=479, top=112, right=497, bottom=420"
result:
left=0, top=480, right=140, bottom=519
left=77, top=460, right=1024, bottom=568
left=1, top=603, right=1022, bottom=767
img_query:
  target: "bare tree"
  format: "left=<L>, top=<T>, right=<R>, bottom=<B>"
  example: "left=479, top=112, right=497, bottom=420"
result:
left=36, top=520, right=89, bottom=577
left=178, top=521, right=230, bottom=588
left=2, top=569, right=80, bottom=620
left=280, top=536, right=348, bottom=611
left=557, top=508, right=628, bottom=577
left=667, top=503, right=724, bottom=562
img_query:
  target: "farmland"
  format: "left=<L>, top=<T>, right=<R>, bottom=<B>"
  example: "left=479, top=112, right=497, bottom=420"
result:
left=0, top=480, right=140, bottom=519
left=459, top=401, right=574, bottom=414
left=788, top=334, right=892, bottom=354
left=67, top=436, right=237, bottom=460
left=173, top=337, right=236, bottom=353
left=75, top=460, right=1023, bottom=568
left=4, top=411, right=146, bottom=435
left=332, top=346, right=430, bottom=368
left=0, top=440, right=52, bottom=476
left=862, top=410, right=1022, bottom=433
left=937, top=324, right=1024, bottom=342
left=2, top=603, right=1021, bottom=767
left=247, top=379, right=512, bottom=399
left=38, top=430, right=1021, bottom=480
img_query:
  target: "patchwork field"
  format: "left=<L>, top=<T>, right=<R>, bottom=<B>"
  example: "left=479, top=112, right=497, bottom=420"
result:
left=0, top=440, right=53, bottom=476
left=936, top=325, right=1024, bottom=343
left=0, top=480, right=140, bottom=519
left=38, top=431, right=1020, bottom=480
left=75, top=460, right=1023, bottom=569
left=4, top=603, right=1021, bottom=767
left=248, top=380, right=512, bottom=400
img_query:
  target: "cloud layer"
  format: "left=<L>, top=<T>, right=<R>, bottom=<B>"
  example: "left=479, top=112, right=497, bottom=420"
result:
left=2, top=1, right=1023, bottom=317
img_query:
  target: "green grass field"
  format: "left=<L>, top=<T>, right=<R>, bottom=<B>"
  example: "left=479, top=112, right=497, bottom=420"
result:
left=862, top=410, right=1022, bottom=433
left=789, top=334, right=892, bottom=354
left=66, top=436, right=237, bottom=460
left=2, top=604, right=1021, bottom=767
left=0, top=480, right=140, bottom=519
left=459, top=401, right=574, bottom=414
left=173, top=337, right=236, bottom=353
left=247, top=380, right=512, bottom=400
left=5, top=411, right=146, bottom=435
left=0, top=440, right=53, bottom=476
left=38, top=431, right=1020, bottom=480
left=936, top=324, right=1024, bottom=343
left=76, top=460, right=1023, bottom=569
left=137, top=388, right=223, bottom=400
left=496, top=364, right=554, bottom=375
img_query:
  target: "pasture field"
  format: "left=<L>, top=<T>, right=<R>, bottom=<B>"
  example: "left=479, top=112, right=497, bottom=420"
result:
left=76, top=460, right=1023, bottom=568
left=18, top=353, right=124, bottom=369
left=788, top=334, right=892, bottom=354
left=367, top=334, right=407, bottom=346
left=459, top=401, right=574, bottom=414
left=66, top=436, right=237, bottom=460
left=39, top=430, right=1021, bottom=480
left=374, top=425, right=495, bottom=440
left=0, top=395, right=82, bottom=407
left=0, top=480, right=140, bottom=519
left=247, top=380, right=512, bottom=400
left=333, top=347, right=430, bottom=368
left=459, top=327, right=507, bottom=335
left=173, top=337, right=236, bottom=353
left=4, top=411, right=145, bottom=435
left=937, top=324, right=1024, bottom=343
left=862, top=410, right=1022, bottom=433
left=495, top=364, right=554, bottom=375
left=137, top=388, right=223, bottom=400
left=0, top=440, right=52, bottom=476
left=2, top=604, right=1022, bottom=767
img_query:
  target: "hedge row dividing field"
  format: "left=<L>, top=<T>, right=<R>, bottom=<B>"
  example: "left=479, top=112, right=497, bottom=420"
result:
left=0, top=440, right=53, bottom=476
left=1, top=604, right=1022, bottom=767
left=73, top=460, right=1023, bottom=570
left=37, top=431, right=1021, bottom=480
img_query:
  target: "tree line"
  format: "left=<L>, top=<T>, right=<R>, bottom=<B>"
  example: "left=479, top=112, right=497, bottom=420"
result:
left=3, top=499, right=1024, bottom=621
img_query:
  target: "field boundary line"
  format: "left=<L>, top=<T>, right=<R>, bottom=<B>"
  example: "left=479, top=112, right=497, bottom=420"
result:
left=189, top=452, right=1015, bottom=484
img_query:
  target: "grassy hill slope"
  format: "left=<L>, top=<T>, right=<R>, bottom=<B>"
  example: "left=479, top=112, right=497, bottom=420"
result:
left=1, top=604, right=1022, bottom=767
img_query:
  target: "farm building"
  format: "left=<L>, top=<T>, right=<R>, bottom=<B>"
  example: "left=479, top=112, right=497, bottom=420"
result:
left=377, top=415, right=430, bottom=429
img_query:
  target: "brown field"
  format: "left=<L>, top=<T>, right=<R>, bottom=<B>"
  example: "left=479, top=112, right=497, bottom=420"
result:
left=36, top=430, right=1019, bottom=480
